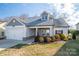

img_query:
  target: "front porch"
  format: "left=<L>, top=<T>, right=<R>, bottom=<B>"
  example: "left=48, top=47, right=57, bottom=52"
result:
left=28, top=26, right=54, bottom=37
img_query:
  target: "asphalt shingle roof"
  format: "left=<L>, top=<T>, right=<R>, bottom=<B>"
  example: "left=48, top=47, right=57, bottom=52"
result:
left=53, top=18, right=69, bottom=27
left=7, top=12, right=69, bottom=27
left=25, top=18, right=69, bottom=27
left=26, top=19, right=46, bottom=26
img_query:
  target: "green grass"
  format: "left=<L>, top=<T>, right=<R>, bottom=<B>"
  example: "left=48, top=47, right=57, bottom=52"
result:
left=55, top=40, right=79, bottom=56
left=0, top=41, right=65, bottom=56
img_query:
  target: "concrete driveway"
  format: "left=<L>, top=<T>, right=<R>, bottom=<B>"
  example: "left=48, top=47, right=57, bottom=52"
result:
left=0, top=39, right=34, bottom=51
left=0, top=39, right=20, bottom=51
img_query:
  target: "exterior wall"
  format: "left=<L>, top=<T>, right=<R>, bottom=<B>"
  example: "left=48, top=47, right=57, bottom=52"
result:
left=0, top=22, right=6, bottom=37
left=5, top=24, right=69, bottom=40
left=5, top=26, right=26, bottom=40
left=5, top=26, right=35, bottom=40
left=26, top=28, right=35, bottom=37
left=50, top=26, right=54, bottom=36
left=54, top=27, right=69, bottom=35
left=29, top=26, right=54, bottom=36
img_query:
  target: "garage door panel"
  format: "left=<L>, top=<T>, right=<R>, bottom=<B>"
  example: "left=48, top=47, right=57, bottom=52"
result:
left=5, top=27, right=26, bottom=40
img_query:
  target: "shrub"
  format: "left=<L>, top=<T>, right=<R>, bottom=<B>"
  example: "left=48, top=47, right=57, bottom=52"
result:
left=54, top=34, right=61, bottom=41
left=72, top=33, right=76, bottom=39
left=44, top=36, right=52, bottom=43
left=59, top=34, right=69, bottom=41
left=59, top=34, right=65, bottom=40
left=34, top=36, right=39, bottom=42
left=74, top=30, right=79, bottom=35
left=68, top=33, right=72, bottom=40
left=44, top=37, right=47, bottom=42
left=69, top=30, right=79, bottom=40
left=38, top=36, right=44, bottom=43
left=63, top=35, right=69, bottom=41
left=51, top=36, right=56, bottom=42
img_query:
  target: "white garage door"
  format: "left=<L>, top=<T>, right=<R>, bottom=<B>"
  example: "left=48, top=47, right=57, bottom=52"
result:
left=5, top=26, right=26, bottom=40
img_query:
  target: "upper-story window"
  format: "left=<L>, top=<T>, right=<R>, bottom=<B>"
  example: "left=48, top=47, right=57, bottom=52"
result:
left=45, top=15, right=47, bottom=19
left=42, top=15, right=48, bottom=20
left=41, top=11, right=49, bottom=20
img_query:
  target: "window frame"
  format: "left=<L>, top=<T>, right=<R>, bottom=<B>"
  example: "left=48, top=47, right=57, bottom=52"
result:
left=42, top=15, right=48, bottom=20
left=55, top=30, right=63, bottom=34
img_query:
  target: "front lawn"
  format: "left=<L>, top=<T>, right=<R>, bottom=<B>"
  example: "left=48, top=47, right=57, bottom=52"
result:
left=55, top=40, right=79, bottom=56
left=0, top=41, right=65, bottom=56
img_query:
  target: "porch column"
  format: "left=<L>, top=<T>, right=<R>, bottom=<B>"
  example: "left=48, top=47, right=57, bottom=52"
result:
left=50, top=26, right=53, bottom=36
left=36, top=28, right=38, bottom=36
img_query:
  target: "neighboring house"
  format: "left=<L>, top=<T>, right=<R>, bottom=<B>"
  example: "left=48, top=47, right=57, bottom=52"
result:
left=5, top=11, right=69, bottom=40
left=0, top=21, right=6, bottom=38
left=76, top=23, right=79, bottom=30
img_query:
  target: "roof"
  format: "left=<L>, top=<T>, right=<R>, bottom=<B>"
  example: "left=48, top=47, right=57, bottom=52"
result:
left=26, top=19, right=45, bottom=26
left=37, top=20, right=54, bottom=26
left=53, top=18, right=69, bottom=27
left=7, top=17, right=69, bottom=27
left=25, top=17, right=69, bottom=27
left=41, top=11, right=49, bottom=16
left=6, top=17, right=25, bottom=26
left=6, top=11, right=69, bottom=27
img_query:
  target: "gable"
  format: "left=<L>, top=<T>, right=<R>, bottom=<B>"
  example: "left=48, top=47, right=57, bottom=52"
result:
left=7, top=18, right=23, bottom=26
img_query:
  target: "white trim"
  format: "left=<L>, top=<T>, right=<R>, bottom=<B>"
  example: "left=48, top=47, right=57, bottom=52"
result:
left=36, top=28, right=38, bottom=36
left=28, top=26, right=52, bottom=28
left=15, top=17, right=25, bottom=26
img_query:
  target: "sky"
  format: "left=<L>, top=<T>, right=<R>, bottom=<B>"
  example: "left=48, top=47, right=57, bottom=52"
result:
left=0, top=3, right=54, bottom=18
left=0, top=3, right=79, bottom=29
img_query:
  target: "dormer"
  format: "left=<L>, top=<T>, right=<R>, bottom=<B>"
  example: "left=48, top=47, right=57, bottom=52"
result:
left=41, top=11, right=49, bottom=20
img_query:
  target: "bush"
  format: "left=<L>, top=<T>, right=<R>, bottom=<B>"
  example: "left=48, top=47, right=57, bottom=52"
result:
left=34, top=36, right=39, bottom=42
left=38, top=36, right=44, bottom=43
left=54, top=34, right=61, bottom=41
left=72, top=33, right=76, bottom=39
left=51, top=36, right=56, bottom=42
left=69, top=30, right=79, bottom=40
left=59, top=34, right=65, bottom=40
left=59, top=34, right=69, bottom=41
left=44, top=36, right=52, bottom=43
left=74, top=30, right=79, bottom=35
left=68, top=33, right=72, bottom=40
left=63, top=35, right=69, bottom=41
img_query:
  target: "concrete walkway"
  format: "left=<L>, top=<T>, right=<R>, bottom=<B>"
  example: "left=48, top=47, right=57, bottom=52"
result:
left=0, top=39, right=34, bottom=51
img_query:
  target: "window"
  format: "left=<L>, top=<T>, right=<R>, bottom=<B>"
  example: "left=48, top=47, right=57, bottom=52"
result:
left=55, top=30, right=63, bottom=34
left=2, top=32, right=4, bottom=36
left=42, top=15, right=48, bottom=20
left=45, top=16, right=47, bottom=19
left=46, top=30, right=50, bottom=35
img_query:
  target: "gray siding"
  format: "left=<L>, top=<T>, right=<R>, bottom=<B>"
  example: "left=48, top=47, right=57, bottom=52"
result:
left=7, top=19, right=23, bottom=26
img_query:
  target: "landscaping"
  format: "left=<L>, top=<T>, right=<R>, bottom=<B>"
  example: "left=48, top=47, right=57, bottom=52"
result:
left=34, top=34, right=70, bottom=43
left=0, top=41, right=65, bottom=56
left=0, top=34, right=74, bottom=56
